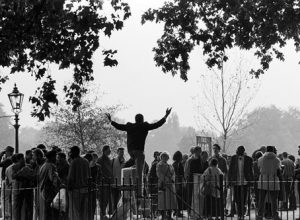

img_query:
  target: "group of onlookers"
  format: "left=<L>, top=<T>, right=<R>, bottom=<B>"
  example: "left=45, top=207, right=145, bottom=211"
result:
left=147, top=144, right=300, bottom=220
left=1, top=142, right=300, bottom=220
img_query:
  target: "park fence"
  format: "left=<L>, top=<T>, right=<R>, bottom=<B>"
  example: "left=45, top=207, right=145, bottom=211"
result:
left=0, top=170, right=299, bottom=219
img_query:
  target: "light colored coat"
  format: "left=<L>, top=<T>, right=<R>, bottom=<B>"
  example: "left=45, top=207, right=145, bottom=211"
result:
left=112, top=157, right=125, bottom=185
left=202, top=166, right=223, bottom=198
left=156, top=161, right=177, bottom=210
left=257, top=152, right=281, bottom=191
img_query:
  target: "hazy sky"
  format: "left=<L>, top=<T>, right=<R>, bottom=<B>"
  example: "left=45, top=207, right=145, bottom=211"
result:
left=1, top=0, right=300, bottom=131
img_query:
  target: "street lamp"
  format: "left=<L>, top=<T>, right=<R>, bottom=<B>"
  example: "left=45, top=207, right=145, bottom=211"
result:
left=8, top=83, right=24, bottom=153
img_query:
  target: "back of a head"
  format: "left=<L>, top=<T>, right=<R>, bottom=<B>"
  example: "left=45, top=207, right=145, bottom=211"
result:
left=288, top=154, right=295, bottom=162
left=25, top=150, right=32, bottom=156
left=135, top=114, right=144, bottom=124
left=37, top=144, right=46, bottom=150
left=266, top=146, right=274, bottom=153
left=84, top=153, right=93, bottom=162
left=33, top=148, right=44, bottom=159
left=282, top=152, right=288, bottom=158
left=194, top=146, right=202, bottom=154
left=58, top=152, right=67, bottom=160
left=45, top=150, right=57, bottom=161
left=11, top=154, right=18, bottom=163
left=70, top=146, right=80, bottom=158
left=236, top=146, right=245, bottom=156
left=15, top=153, right=24, bottom=162
left=173, top=150, right=183, bottom=162
left=210, top=158, right=218, bottom=167
left=255, top=151, right=263, bottom=160
left=102, top=145, right=110, bottom=153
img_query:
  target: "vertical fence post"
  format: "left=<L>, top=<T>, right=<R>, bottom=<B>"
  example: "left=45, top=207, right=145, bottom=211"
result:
left=88, top=177, right=91, bottom=220
left=220, top=174, right=224, bottom=220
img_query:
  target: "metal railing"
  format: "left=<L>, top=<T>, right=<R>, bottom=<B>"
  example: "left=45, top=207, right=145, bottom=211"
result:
left=0, top=175, right=299, bottom=220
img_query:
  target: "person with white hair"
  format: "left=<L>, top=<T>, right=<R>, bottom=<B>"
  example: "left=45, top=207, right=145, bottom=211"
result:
left=156, top=151, right=177, bottom=220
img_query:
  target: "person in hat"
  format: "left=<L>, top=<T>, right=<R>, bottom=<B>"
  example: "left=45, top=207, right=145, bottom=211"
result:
left=106, top=108, right=172, bottom=197
left=111, top=147, right=125, bottom=211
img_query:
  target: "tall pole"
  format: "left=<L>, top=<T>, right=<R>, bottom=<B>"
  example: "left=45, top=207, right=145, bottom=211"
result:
left=14, top=114, right=20, bottom=153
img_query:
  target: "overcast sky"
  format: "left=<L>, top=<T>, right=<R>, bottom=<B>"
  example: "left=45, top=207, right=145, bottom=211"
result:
left=1, top=0, right=300, bottom=131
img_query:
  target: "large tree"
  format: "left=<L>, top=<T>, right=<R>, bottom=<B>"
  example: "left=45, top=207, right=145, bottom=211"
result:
left=42, top=96, right=126, bottom=153
left=142, top=0, right=300, bottom=80
left=0, top=0, right=131, bottom=120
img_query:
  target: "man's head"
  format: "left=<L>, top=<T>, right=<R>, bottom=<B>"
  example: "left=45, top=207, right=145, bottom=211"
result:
left=102, top=145, right=111, bottom=156
left=69, top=146, right=80, bottom=159
left=33, top=148, right=44, bottom=162
left=194, top=146, right=202, bottom=158
left=298, top=146, right=300, bottom=156
left=190, top=146, right=195, bottom=155
left=15, top=153, right=25, bottom=166
left=117, top=147, right=124, bottom=158
left=25, top=150, right=33, bottom=162
left=57, top=152, right=67, bottom=163
left=5, top=146, right=14, bottom=157
left=154, top=151, right=160, bottom=160
left=236, top=146, right=245, bottom=156
left=45, top=150, right=57, bottom=163
left=11, top=154, right=18, bottom=164
left=135, top=114, right=144, bottom=124
left=213, top=144, right=221, bottom=156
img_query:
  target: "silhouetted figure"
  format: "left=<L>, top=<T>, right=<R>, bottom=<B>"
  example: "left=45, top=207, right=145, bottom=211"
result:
left=39, top=151, right=60, bottom=220
left=106, top=108, right=172, bottom=197
left=67, top=146, right=90, bottom=220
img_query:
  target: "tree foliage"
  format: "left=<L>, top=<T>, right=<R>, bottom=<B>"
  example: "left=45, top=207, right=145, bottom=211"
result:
left=0, top=0, right=131, bottom=120
left=228, top=106, right=300, bottom=155
left=142, top=0, right=300, bottom=80
left=42, top=96, right=126, bottom=153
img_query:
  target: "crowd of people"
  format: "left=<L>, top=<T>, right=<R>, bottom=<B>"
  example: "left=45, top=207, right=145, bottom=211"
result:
left=0, top=142, right=299, bottom=220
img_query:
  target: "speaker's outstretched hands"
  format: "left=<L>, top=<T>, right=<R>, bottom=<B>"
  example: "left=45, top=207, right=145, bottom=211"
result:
left=105, top=113, right=112, bottom=123
left=164, top=107, right=172, bottom=119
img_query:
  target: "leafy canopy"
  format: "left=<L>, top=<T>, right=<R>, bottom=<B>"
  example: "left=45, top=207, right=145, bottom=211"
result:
left=142, top=0, right=300, bottom=81
left=0, top=0, right=131, bottom=120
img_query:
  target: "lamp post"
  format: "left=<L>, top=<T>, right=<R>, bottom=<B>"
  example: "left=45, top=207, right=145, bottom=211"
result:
left=8, top=84, right=24, bottom=153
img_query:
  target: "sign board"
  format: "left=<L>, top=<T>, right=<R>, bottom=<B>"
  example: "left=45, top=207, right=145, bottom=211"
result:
left=196, top=136, right=212, bottom=156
